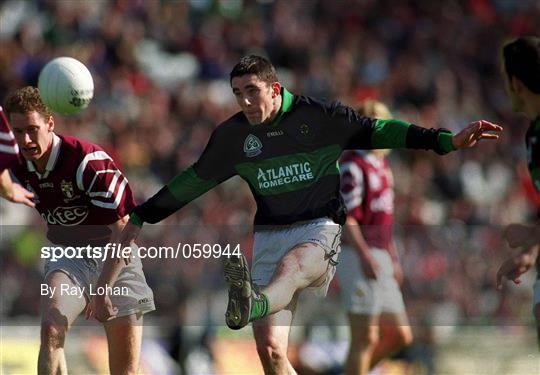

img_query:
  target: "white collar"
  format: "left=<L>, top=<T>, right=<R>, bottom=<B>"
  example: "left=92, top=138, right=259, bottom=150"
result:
left=26, top=133, right=62, bottom=179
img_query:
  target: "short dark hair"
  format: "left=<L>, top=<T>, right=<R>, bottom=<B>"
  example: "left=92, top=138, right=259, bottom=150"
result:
left=503, top=36, right=540, bottom=94
left=230, top=55, right=278, bottom=86
left=4, top=86, right=52, bottom=120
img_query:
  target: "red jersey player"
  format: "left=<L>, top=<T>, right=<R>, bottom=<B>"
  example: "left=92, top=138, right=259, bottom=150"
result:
left=337, top=100, right=412, bottom=375
left=0, top=105, right=34, bottom=207
left=3, top=87, right=154, bottom=375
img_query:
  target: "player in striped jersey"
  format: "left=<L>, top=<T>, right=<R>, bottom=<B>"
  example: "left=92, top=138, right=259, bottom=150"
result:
left=3, top=87, right=154, bottom=375
left=338, top=100, right=412, bottom=375
left=0, top=105, right=35, bottom=207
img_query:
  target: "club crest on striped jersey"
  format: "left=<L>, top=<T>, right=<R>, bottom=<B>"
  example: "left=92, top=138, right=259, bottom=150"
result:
left=244, top=134, right=262, bottom=157
left=61, top=179, right=74, bottom=198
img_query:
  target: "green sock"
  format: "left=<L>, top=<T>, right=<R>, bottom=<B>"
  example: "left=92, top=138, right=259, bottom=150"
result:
left=249, top=293, right=269, bottom=321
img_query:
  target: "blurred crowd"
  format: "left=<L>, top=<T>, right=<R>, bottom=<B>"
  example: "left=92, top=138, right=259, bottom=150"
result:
left=1, top=0, right=539, bottom=372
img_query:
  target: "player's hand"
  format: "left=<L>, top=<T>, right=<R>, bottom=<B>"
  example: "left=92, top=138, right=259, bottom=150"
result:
left=360, top=254, right=380, bottom=280
left=495, top=247, right=537, bottom=290
left=86, top=295, right=118, bottom=322
left=7, top=183, right=35, bottom=208
left=118, top=221, right=141, bottom=265
left=392, top=260, right=404, bottom=286
left=452, top=120, right=502, bottom=149
left=505, top=223, right=537, bottom=249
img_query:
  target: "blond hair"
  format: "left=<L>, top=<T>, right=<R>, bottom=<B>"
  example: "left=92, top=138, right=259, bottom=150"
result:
left=357, top=99, right=392, bottom=119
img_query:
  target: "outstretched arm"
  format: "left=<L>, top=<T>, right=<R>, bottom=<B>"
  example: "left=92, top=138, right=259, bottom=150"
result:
left=368, top=119, right=502, bottom=153
left=326, top=101, right=502, bottom=154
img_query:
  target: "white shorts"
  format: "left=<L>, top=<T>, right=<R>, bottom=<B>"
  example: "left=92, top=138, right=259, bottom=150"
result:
left=44, top=244, right=155, bottom=318
left=337, top=246, right=405, bottom=315
left=252, top=218, right=341, bottom=297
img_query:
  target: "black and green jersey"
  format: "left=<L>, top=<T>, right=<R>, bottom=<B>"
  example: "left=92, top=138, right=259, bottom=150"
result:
left=130, top=88, right=455, bottom=226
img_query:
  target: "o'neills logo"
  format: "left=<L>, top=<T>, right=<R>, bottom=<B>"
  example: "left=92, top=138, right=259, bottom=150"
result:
left=257, top=162, right=314, bottom=189
left=41, top=206, right=89, bottom=226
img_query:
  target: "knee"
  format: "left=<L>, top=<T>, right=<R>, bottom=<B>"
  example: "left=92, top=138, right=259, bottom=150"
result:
left=255, top=336, right=288, bottom=368
left=41, top=319, right=67, bottom=349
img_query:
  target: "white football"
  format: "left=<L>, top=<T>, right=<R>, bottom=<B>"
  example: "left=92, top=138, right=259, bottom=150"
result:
left=38, top=57, right=94, bottom=115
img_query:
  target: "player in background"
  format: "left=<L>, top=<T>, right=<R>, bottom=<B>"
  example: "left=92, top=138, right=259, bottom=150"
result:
left=495, top=36, right=540, bottom=348
left=107, top=55, right=501, bottom=374
left=337, top=100, right=412, bottom=375
left=2, top=87, right=155, bottom=375
left=0, top=105, right=35, bottom=207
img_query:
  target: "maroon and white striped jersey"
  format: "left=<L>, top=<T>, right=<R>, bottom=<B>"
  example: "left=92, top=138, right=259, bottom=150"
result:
left=0, top=106, right=21, bottom=170
left=339, top=151, right=394, bottom=250
left=10, top=134, right=136, bottom=246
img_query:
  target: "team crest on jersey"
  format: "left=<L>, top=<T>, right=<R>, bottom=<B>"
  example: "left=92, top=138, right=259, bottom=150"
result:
left=300, top=124, right=310, bottom=135
left=60, top=180, right=74, bottom=199
left=244, top=134, right=262, bottom=157
left=298, top=123, right=315, bottom=142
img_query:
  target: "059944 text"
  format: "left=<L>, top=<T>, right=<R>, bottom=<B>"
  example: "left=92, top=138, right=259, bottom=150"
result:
left=173, top=243, right=241, bottom=259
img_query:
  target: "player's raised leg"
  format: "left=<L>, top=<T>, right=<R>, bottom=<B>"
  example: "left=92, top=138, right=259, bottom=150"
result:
left=224, top=241, right=331, bottom=330
left=38, top=271, right=86, bottom=375
left=104, top=314, right=143, bottom=375
left=262, top=243, right=329, bottom=314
